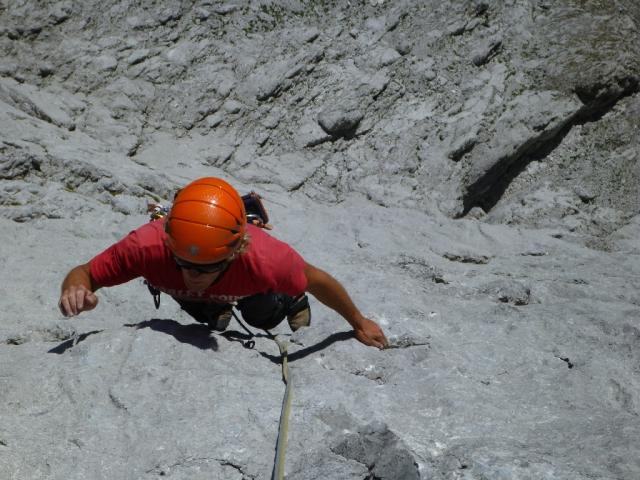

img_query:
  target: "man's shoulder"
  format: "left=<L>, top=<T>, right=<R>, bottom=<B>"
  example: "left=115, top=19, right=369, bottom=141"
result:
left=234, top=225, right=306, bottom=294
left=243, top=225, right=305, bottom=268
left=246, top=224, right=298, bottom=256
left=246, top=224, right=287, bottom=244
left=131, top=219, right=167, bottom=244
left=113, top=219, right=167, bottom=260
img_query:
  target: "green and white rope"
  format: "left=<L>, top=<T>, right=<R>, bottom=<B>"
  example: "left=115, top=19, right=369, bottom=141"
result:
left=272, top=336, right=292, bottom=480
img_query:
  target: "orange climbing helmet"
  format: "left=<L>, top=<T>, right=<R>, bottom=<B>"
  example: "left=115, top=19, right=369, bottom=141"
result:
left=164, top=177, right=246, bottom=264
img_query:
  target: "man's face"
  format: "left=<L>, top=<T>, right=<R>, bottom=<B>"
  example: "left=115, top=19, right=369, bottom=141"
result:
left=173, top=255, right=232, bottom=292
left=180, top=268, right=222, bottom=292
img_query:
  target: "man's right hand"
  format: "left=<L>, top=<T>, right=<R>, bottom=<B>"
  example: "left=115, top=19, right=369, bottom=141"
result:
left=59, top=285, right=99, bottom=317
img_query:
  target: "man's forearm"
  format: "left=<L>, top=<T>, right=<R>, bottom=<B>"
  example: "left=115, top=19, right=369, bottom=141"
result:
left=304, top=264, right=365, bottom=328
left=59, top=263, right=101, bottom=317
left=303, top=262, right=388, bottom=349
left=61, top=263, right=98, bottom=292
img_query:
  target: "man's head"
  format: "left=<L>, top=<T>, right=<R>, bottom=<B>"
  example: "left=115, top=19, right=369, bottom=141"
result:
left=164, top=177, right=247, bottom=290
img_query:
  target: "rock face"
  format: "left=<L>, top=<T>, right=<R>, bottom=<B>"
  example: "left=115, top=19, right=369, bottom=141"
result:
left=1, top=1, right=639, bottom=479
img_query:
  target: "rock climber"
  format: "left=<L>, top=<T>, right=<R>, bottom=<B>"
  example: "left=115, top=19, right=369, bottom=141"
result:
left=58, top=177, right=388, bottom=349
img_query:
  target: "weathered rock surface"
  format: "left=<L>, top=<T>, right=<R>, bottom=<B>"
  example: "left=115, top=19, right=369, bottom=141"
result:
left=1, top=1, right=639, bottom=479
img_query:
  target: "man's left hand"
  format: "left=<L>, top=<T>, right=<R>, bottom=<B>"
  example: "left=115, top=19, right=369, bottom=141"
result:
left=353, top=317, right=388, bottom=349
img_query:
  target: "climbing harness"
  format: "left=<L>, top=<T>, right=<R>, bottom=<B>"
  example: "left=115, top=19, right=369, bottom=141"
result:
left=145, top=281, right=161, bottom=309
left=231, top=311, right=292, bottom=480
left=231, top=310, right=256, bottom=350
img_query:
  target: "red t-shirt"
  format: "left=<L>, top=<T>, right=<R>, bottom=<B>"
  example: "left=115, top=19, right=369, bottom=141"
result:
left=90, top=220, right=308, bottom=303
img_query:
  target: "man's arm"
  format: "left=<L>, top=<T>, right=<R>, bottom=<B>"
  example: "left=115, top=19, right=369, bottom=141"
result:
left=59, top=262, right=101, bottom=317
left=303, top=262, right=388, bottom=349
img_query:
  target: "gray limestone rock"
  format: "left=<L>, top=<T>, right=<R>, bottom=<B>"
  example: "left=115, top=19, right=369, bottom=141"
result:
left=295, top=121, right=332, bottom=148
left=331, top=421, right=420, bottom=480
left=317, top=104, right=364, bottom=137
left=459, top=90, right=584, bottom=215
left=471, top=35, right=502, bottom=66
left=0, top=148, right=41, bottom=180
left=479, top=279, right=532, bottom=305
left=93, top=55, right=118, bottom=72
left=213, top=4, right=239, bottom=15
left=1, top=1, right=640, bottom=479
left=126, top=48, right=152, bottom=66
left=205, top=111, right=224, bottom=129
left=0, top=78, right=76, bottom=130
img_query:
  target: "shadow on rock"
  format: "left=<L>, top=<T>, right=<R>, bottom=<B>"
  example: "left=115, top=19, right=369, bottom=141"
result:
left=47, top=330, right=103, bottom=354
left=252, top=331, right=355, bottom=365
left=124, top=319, right=219, bottom=351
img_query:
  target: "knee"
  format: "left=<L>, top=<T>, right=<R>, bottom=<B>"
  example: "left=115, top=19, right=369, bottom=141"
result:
left=238, top=293, right=288, bottom=330
left=238, top=293, right=310, bottom=331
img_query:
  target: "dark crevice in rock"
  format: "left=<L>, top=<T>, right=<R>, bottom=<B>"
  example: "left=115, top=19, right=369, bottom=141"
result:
left=448, top=136, right=477, bottom=162
left=556, top=355, right=574, bottom=369
left=288, top=179, right=307, bottom=192
left=126, top=137, right=143, bottom=157
left=68, top=438, right=83, bottom=449
left=365, top=469, right=383, bottom=480
left=397, top=255, right=448, bottom=283
left=47, top=330, right=103, bottom=354
left=461, top=77, right=639, bottom=216
left=480, top=279, right=531, bottom=305
left=472, top=37, right=502, bottom=67
left=147, top=457, right=238, bottom=477
left=386, top=333, right=431, bottom=350
left=443, top=252, right=490, bottom=264
left=108, top=392, right=129, bottom=412
left=352, top=368, right=386, bottom=385
left=4, top=327, right=102, bottom=347
left=216, top=459, right=255, bottom=479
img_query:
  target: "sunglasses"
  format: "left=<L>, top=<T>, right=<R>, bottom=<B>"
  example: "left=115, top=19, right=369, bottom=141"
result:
left=173, top=256, right=230, bottom=273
